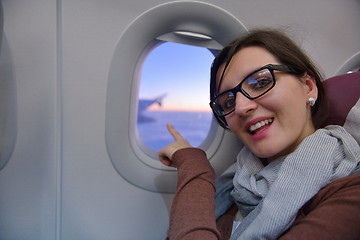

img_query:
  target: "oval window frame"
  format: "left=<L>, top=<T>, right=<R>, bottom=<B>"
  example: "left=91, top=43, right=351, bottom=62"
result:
left=106, top=1, right=247, bottom=192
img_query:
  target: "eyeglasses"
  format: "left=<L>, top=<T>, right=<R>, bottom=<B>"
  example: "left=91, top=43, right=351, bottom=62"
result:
left=210, top=64, right=296, bottom=117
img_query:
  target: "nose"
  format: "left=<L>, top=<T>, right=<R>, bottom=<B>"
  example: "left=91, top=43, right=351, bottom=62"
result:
left=233, top=92, right=257, bottom=116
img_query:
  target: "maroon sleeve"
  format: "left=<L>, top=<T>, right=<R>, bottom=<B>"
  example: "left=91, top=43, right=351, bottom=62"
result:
left=280, top=173, right=360, bottom=240
left=168, top=148, right=221, bottom=240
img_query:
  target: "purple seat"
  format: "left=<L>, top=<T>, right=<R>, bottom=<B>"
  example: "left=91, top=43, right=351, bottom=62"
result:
left=321, top=71, right=360, bottom=127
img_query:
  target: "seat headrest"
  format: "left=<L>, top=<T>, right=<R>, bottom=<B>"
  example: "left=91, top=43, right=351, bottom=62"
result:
left=321, top=71, right=360, bottom=127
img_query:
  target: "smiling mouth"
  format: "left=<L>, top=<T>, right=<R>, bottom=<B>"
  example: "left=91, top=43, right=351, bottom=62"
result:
left=249, top=118, right=274, bottom=135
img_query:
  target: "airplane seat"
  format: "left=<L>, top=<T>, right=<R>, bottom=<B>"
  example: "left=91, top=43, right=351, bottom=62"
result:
left=321, top=70, right=360, bottom=127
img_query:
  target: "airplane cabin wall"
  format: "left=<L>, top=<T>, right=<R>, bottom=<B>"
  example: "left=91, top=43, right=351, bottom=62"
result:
left=0, top=0, right=59, bottom=239
left=0, top=0, right=359, bottom=240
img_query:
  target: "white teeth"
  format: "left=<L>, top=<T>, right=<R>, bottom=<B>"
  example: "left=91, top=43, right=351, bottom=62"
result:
left=249, top=118, right=273, bottom=132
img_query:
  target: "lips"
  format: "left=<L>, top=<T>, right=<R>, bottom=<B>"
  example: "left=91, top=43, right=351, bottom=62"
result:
left=248, top=118, right=273, bottom=135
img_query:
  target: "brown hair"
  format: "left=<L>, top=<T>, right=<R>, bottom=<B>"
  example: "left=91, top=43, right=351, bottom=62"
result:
left=210, top=28, right=327, bottom=129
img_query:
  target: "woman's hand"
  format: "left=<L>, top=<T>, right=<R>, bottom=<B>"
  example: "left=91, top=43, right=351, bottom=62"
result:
left=158, top=123, right=192, bottom=167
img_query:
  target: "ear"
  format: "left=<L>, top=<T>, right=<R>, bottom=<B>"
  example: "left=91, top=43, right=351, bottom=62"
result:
left=303, top=73, right=318, bottom=100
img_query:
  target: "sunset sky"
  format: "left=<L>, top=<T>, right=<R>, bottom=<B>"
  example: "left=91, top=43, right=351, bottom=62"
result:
left=139, top=41, right=215, bottom=112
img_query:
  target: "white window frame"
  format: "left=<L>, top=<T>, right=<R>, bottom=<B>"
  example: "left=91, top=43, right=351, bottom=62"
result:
left=105, top=1, right=247, bottom=192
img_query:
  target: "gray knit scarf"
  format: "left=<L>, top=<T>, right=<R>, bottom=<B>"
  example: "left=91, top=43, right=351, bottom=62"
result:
left=215, top=125, right=360, bottom=240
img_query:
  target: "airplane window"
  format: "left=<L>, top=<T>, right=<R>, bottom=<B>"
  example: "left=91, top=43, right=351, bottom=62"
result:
left=137, top=41, right=215, bottom=151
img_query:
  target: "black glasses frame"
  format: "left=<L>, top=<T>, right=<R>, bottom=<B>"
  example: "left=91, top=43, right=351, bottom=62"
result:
left=210, top=64, right=296, bottom=118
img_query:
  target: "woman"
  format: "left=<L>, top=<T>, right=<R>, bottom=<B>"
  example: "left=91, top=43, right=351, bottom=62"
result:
left=158, top=29, right=360, bottom=240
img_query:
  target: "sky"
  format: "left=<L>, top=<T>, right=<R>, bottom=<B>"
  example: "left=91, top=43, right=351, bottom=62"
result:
left=139, top=41, right=215, bottom=111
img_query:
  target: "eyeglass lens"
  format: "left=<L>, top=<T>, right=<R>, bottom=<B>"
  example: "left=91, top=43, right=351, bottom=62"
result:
left=242, top=68, right=274, bottom=97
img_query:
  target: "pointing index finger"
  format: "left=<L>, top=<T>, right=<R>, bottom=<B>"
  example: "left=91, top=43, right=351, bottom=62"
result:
left=166, top=123, right=182, bottom=140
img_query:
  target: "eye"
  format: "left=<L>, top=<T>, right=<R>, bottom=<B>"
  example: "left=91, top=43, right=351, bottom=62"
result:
left=224, top=98, right=235, bottom=109
left=244, top=70, right=274, bottom=94
left=249, top=77, right=273, bottom=90
left=219, top=92, right=236, bottom=111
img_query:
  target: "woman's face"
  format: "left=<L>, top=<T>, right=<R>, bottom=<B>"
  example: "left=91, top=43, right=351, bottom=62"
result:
left=217, top=46, right=318, bottom=161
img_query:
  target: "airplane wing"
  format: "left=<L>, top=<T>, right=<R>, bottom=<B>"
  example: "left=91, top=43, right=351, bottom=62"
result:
left=138, top=94, right=166, bottom=123
left=138, top=94, right=166, bottom=113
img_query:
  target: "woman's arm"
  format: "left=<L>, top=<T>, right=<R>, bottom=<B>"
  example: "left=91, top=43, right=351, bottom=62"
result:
left=158, top=124, right=220, bottom=240
left=168, top=148, right=220, bottom=240
left=280, top=173, right=360, bottom=240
